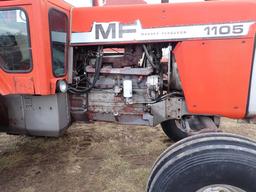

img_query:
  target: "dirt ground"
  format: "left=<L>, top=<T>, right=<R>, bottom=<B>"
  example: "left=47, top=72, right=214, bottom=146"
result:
left=1, top=118, right=256, bottom=192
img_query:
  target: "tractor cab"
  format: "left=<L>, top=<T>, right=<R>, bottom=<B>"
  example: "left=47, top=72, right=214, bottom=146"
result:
left=0, top=0, right=71, bottom=95
left=0, top=0, right=72, bottom=136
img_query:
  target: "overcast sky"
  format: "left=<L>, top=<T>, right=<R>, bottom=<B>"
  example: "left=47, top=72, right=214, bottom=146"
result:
left=64, top=0, right=203, bottom=7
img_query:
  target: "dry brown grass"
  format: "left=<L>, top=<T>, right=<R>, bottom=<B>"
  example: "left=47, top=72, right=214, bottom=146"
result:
left=0, top=118, right=256, bottom=192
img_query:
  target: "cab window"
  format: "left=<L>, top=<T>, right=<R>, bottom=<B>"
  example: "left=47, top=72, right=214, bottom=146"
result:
left=0, top=9, right=32, bottom=72
left=49, top=9, right=68, bottom=77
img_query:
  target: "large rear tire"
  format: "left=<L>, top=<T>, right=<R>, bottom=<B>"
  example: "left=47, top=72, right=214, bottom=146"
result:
left=147, top=133, right=256, bottom=192
left=161, top=116, right=220, bottom=141
left=0, top=96, right=8, bottom=129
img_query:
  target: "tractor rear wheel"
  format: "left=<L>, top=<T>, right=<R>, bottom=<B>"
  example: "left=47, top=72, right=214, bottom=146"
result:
left=0, top=96, right=8, bottom=129
left=161, top=116, right=220, bottom=141
left=147, top=133, right=256, bottom=192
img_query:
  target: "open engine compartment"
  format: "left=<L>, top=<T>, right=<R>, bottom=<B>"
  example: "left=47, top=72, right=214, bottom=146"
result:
left=69, top=43, right=185, bottom=126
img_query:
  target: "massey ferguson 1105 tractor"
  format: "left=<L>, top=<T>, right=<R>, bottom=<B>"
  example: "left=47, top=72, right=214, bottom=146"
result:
left=1, top=0, right=256, bottom=191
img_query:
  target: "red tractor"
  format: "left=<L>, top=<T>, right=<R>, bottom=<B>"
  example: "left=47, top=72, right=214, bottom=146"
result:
left=0, top=0, right=256, bottom=191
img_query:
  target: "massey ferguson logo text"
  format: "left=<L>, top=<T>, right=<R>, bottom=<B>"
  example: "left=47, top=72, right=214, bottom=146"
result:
left=94, top=21, right=139, bottom=40
left=71, top=21, right=253, bottom=44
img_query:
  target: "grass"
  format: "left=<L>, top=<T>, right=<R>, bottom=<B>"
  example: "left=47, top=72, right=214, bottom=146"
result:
left=1, top=118, right=256, bottom=192
left=0, top=151, right=25, bottom=172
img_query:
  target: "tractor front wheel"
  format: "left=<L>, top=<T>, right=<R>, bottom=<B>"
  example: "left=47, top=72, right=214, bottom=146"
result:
left=161, top=116, right=220, bottom=141
left=147, top=133, right=256, bottom=192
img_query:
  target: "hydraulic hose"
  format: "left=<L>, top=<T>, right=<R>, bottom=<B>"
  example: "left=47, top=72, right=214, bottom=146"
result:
left=142, top=44, right=157, bottom=69
left=69, top=46, right=103, bottom=94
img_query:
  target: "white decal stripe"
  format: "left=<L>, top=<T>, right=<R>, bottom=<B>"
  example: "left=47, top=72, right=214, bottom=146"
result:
left=248, top=47, right=256, bottom=117
left=71, top=21, right=254, bottom=44
left=51, top=32, right=67, bottom=43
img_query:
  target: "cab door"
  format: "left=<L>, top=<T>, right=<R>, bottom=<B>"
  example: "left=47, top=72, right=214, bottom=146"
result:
left=0, top=0, right=71, bottom=96
left=0, top=1, right=34, bottom=95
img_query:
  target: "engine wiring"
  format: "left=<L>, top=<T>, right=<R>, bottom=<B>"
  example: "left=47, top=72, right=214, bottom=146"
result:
left=68, top=43, right=181, bottom=105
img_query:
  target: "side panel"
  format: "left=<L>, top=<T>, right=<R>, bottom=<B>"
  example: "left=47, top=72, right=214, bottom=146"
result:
left=2, top=94, right=71, bottom=137
left=24, top=94, right=71, bottom=137
left=174, top=37, right=255, bottom=118
left=71, top=1, right=256, bottom=45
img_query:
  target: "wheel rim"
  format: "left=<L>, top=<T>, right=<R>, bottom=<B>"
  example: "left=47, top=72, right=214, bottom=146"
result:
left=174, top=116, right=219, bottom=135
left=173, top=117, right=196, bottom=133
left=196, top=185, right=246, bottom=192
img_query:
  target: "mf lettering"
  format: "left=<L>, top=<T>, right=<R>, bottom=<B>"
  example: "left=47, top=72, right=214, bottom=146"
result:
left=95, top=22, right=138, bottom=40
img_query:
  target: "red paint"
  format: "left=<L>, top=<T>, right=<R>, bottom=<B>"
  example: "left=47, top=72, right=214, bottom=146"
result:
left=105, top=0, right=147, bottom=5
left=174, top=38, right=255, bottom=118
left=71, top=1, right=256, bottom=118
left=0, top=0, right=256, bottom=119
left=0, top=0, right=71, bottom=95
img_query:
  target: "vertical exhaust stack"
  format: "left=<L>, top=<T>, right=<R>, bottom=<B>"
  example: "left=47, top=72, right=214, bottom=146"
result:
left=92, top=0, right=100, bottom=6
